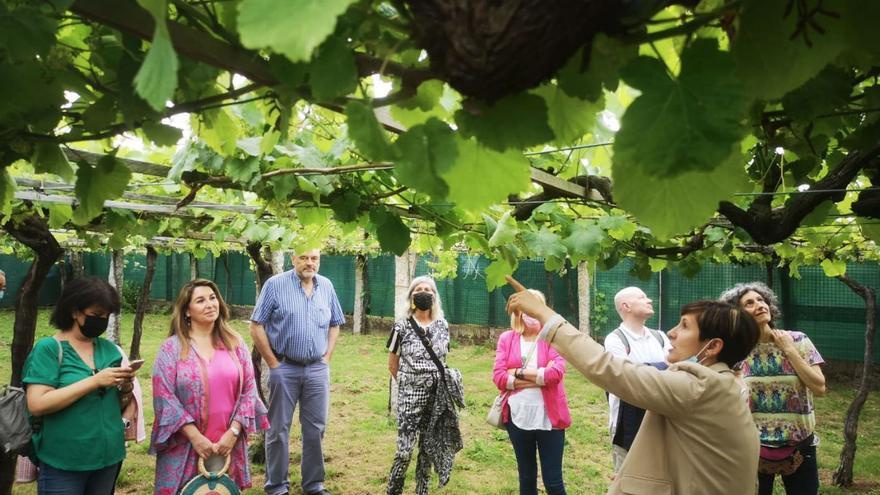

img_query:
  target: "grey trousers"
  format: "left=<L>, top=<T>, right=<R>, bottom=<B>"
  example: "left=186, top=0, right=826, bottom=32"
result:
left=264, top=361, right=330, bottom=495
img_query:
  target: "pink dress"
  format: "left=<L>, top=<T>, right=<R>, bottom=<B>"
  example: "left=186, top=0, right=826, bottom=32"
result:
left=203, top=349, right=240, bottom=442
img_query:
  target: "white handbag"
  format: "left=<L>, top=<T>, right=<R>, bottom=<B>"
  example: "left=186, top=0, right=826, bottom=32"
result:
left=486, top=339, right=538, bottom=429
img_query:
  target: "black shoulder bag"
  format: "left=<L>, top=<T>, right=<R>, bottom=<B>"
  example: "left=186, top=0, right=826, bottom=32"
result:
left=408, top=316, right=447, bottom=380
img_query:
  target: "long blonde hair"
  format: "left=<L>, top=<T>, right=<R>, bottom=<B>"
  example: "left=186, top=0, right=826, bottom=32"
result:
left=169, top=279, right=241, bottom=358
left=510, top=289, right=546, bottom=334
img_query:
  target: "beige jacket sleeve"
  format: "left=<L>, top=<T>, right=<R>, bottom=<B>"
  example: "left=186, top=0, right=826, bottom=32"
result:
left=546, top=321, right=706, bottom=419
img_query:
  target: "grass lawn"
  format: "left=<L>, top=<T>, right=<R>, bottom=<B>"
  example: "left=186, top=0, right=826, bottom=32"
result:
left=3, top=309, right=880, bottom=494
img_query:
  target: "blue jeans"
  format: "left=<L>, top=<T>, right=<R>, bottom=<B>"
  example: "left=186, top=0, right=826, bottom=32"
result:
left=264, top=360, right=330, bottom=495
left=758, top=442, right=819, bottom=495
left=37, top=462, right=119, bottom=495
left=506, top=422, right=567, bottom=495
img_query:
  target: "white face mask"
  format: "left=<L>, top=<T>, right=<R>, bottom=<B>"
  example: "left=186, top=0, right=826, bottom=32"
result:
left=685, top=339, right=717, bottom=365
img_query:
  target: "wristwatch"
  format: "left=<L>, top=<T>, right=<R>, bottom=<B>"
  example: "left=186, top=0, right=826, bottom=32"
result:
left=229, top=425, right=241, bottom=437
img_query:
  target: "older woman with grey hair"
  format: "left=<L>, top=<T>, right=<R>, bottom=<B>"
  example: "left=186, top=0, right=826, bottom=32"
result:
left=719, top=282, right=826, bottom=495
left=386, top=275, right=463, bottom=495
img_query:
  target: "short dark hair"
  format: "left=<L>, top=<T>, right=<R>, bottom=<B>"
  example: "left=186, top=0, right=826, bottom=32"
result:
left=680, top=300, right=760, bottom=367
left=50, top=276, right=121, bottom=330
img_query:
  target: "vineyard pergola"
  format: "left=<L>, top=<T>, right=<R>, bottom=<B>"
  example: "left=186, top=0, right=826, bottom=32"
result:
left=2, top=0, right=880, bottom=491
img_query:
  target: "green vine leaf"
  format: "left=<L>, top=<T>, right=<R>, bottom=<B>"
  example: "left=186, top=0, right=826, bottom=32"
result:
left=562, top=220, right=605, bottom=262
left=310, top=36, right=358, bottom=101
left=441, top=138, right=531, bottom=211
left=394, top=118, right=457, bottom=198
left=820, top=258, right=846, bottom=277
left=72, top=154, right=132, bottom=225
left=134, top=0, right=179, bottom=111
left=485, top=257, right=515, bottom=291
left=614, top=150, right=749, bottom=239
left=488, top=211, right=518, bottom=247
left=732, top=0, right=844, bottom=100
left=31, top=143, right=73, bottom=182
left=455, top=93, right=555, bottom=151
left=557, top=34, right=637, bottom=102
left=346, top=100, right=395, bottom=162
left=237, top=0, right=356, bottom=62
left=615, top=38, right=747, bottom=178
left=534, top=84, right=602, bottom=145
left=370, top=209, right=411, bottom=255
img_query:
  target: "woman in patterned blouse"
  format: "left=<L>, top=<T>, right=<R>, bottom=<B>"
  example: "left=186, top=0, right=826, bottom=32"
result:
left=720, top=282, right=826, bottom=495
left=386, top=275, right=462, bottom=495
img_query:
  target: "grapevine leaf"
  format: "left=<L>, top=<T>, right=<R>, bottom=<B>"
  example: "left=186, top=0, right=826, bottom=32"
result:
left=72, top=154, right=132, bottom=225
left=485, top=258, right=514, bottom=291
left=237, top=0, right=356, bottom=62
left=0, top=169, right=14, bottom=218
left=523, top=227, right=567, bottom=260
left=820, top=258, right=846, bottom=277
left=345, top=100, right=394, bottom=161
left=615, top=39, right=747, bottom=177
left=781, top=66, right=852, bottom=122
left=310, top=36, right=358, bottom=101
left=441, top=137, right=531, bottom=211
left=142, top=120, right=183, bottom=146
left=732, top=0, right=844, bottom=99
left=31, top=143, right=74, bottom=181
left=370, top=209, right=411, bottom=255
left=534, top=84, right=602, bottom=145
left=393, top=118, right=457, bottom=198
left=614, top=150, right=749, bottom=239
left=488, top=211, right=519, bottom=247
left=562, top=220, right=604, bottom=261
left=133, top=0, right=179, bottom=113
left=455, top=93, right=555, bottom=151
left=226, top=156, right=261, bottom=185
left=47, top=203, right=72, bottom=229
left=557, top=34, right=637, bottom=101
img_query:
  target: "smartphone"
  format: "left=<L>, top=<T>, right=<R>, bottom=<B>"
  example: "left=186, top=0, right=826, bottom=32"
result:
left=128, top=359, right=146, bottom=372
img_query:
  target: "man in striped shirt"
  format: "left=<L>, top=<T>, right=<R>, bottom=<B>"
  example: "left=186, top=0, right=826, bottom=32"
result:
left=250, top=249, right=345, bottom=495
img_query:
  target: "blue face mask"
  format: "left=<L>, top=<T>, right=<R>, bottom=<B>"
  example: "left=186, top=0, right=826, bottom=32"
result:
left=0, top=290, right=4, bottom=301
left=685, top=339, right=717, bottom=365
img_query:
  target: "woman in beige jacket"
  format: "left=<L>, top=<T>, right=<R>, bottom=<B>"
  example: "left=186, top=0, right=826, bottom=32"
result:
left=505, top=276, right=760, bottom=495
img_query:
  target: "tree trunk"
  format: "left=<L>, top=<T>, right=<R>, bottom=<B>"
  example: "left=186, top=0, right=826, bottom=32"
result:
left=129, top=245, right=157, bottom=360
left=247, top=241, right=275, bottom=293
left=577, top=262, right=591, bottom=335
left=106, top=249, right=124, bottom=345
left=190, top=253, right=198, bottom=280
left=353, top=254, right=366, bottom=334
left=833, top=275, right=876, bottom=487
left=1, top=214, right=63, bottom=495
left=245, top=242, right=275, bottom=406
left=70, top=249, right=84, bottom=279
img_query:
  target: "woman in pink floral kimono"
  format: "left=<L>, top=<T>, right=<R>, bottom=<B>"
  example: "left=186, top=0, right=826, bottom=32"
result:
left=150, top=279, right=268, bottom=494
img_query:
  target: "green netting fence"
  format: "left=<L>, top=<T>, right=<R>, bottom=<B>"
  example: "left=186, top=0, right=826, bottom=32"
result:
left=1, top=252, right=878, bottom=363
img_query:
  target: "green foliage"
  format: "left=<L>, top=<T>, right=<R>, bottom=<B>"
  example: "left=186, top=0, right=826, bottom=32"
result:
left=3, top=0, right=880, bottom=275
left=393, top=118, right=456, bottom=198
left=134, top=0, right=179, bottom=111
left=614, top=39, right=747, bottom=178
left=237, top=0, right=356, bottom=62
left=72, top=155, right=132, bottom=225
left=455, top=93, right=555, bottom=151
left=441, top=138, right=531, bottom=211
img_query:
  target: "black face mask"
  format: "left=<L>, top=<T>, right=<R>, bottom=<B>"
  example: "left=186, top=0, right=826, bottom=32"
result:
left=412, top=292, right=434, bottom=311
left=80, top=314, right=109, bottom=338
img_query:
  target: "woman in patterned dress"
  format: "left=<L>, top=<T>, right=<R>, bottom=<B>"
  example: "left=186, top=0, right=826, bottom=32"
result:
left=386, top=275, right=462, bottom=495
left=150, top=279, right=268, bottom=494
left=720, top=282, right=826, bottom=495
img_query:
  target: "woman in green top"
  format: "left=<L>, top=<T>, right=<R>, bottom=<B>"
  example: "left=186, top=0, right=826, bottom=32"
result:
left=23, top=276, right=134, bottom=495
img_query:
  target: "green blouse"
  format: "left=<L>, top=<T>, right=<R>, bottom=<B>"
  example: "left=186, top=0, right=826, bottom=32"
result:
left=22, top=336, right=126, bottom=471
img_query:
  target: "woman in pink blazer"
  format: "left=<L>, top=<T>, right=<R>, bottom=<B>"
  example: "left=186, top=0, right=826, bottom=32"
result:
left=493, top=289, right=571, bottom=495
